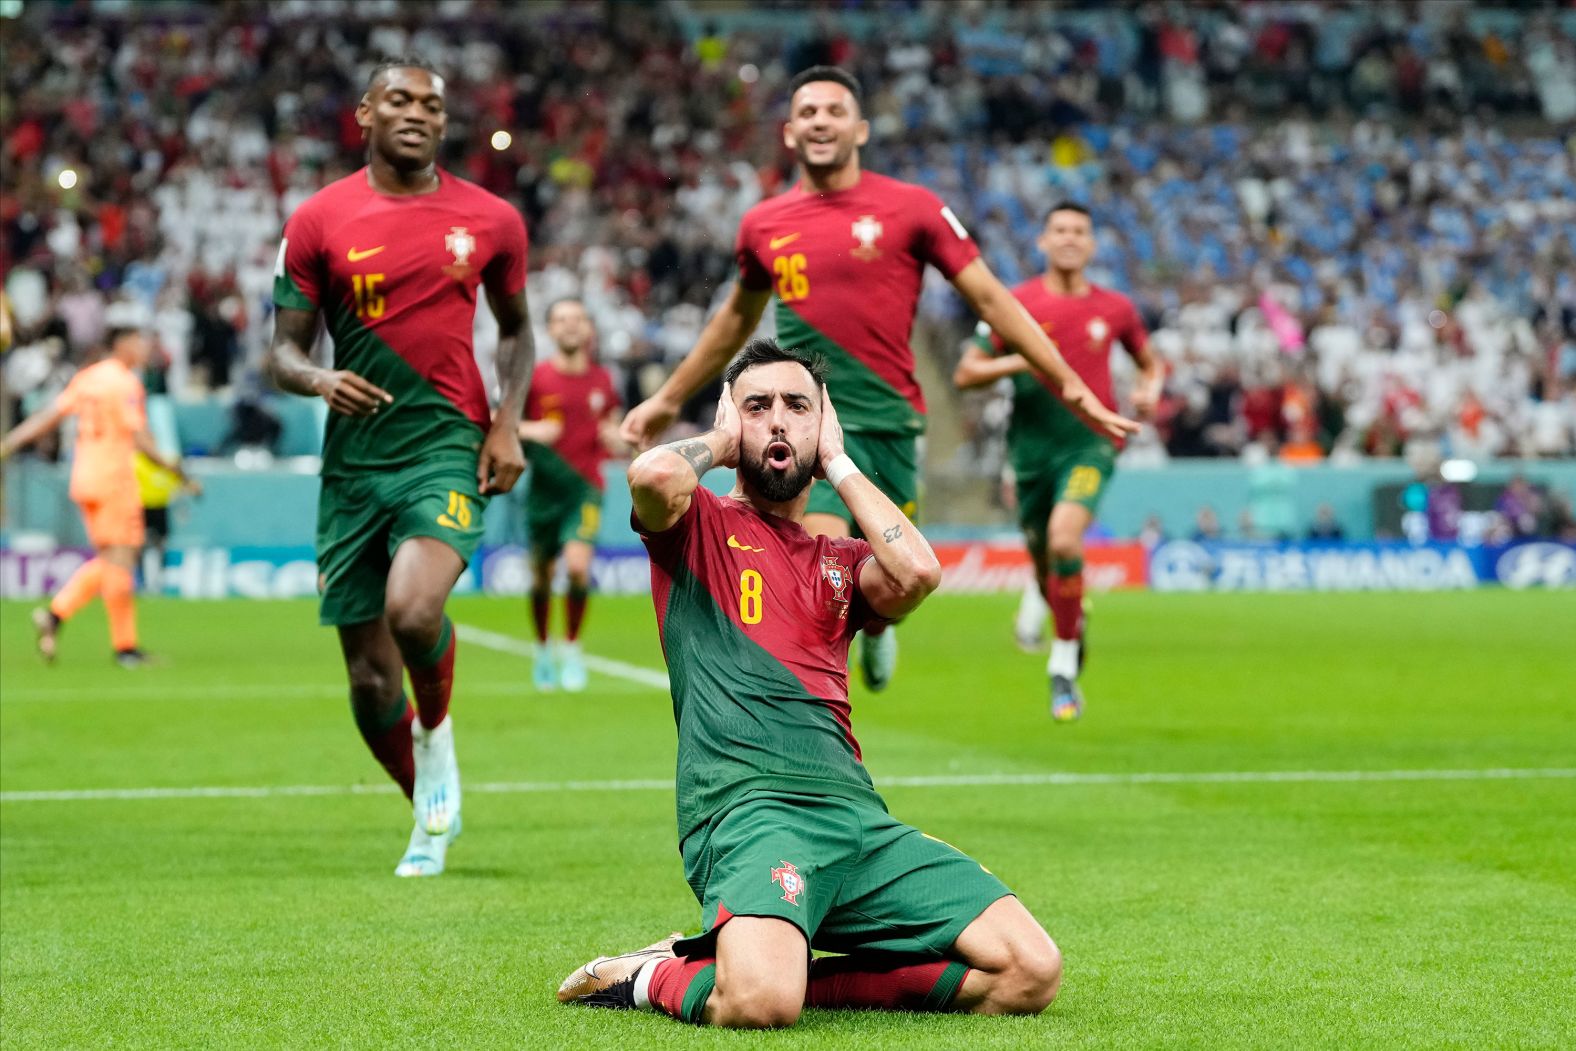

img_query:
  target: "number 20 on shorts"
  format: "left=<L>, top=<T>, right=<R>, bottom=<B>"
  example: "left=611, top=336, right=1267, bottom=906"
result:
left=739, top=569, right=764, bottom=624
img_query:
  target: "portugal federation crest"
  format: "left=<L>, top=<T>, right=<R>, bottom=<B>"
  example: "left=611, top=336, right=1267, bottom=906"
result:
left=443, top=226, right=477, bottom=281
left=1087, top=316, right=1110, bottom=345
left=850, top=215, right=883, bottom=261
left=771, top=860, right=805, bottom=906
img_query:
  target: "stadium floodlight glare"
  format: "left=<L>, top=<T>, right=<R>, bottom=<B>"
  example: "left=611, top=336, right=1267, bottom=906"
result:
left=57, top=169, right=78, bottom=190
left=738, top=63, right=760, bottom=84
left=1440, top=459, right=1478, bottom=483
left=490, top=130, right=512, bottom=151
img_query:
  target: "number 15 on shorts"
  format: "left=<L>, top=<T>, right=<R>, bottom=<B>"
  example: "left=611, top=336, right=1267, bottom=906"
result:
left=437, top=491, right=473, bottom=530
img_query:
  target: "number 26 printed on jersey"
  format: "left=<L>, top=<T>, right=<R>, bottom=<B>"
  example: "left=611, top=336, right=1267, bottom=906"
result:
left=773, top=254, right=809, bottom=302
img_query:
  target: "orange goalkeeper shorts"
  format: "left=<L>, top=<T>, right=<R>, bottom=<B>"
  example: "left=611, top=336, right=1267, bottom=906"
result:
left=78, top=490, right=146, bottom=549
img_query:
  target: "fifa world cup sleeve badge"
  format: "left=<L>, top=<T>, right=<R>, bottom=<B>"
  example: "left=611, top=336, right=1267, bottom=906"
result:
left=771, top=860, right=806, bottom=906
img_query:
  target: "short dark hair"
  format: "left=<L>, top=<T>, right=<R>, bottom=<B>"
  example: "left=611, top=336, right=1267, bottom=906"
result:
left=1045, top=200, right=1092, bottom=224
left=105, top=326, right=142, bottom=346
left=723, top=338, right=827, bottom=390
left=365, top=57, right=443, bottom=94
left=546, top=296, right=587, bottom=321
left=787, top=66, right=862, bottom=109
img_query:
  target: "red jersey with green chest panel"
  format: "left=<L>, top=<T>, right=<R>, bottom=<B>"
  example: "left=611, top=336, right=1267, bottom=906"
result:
left=735, top=172, right=979, bottom=436
left=274, top=168, right=528, bottom=475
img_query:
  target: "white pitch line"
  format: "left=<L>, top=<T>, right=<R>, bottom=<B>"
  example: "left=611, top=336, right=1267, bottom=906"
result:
left=0, top=679, right=650, bottom=705
left=4, top=767, right=1571, bottom=804
left=456, top=622, right=670, bottom=691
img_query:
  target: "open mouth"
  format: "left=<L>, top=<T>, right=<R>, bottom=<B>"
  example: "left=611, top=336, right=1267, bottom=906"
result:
left=396, top=128, right=427, bottom=146
left=766, top=441, right=794, bottom=469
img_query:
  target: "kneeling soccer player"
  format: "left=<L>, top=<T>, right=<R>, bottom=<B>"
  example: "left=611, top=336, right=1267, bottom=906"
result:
left=557, top=339, right=1061, bottom=1027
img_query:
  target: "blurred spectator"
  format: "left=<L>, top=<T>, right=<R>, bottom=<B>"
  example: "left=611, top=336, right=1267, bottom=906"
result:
left=1306, top=503, right=1346, bottom=542
left=0, top=0, right=1570, bottom=462
left=1192, top=505, right=1223, bottom=542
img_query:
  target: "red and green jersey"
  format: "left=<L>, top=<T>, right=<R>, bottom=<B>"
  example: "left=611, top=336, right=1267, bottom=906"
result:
left=524, top=359, right=620, bottom=493
left=975, top=279, right=1148, bottom=468
left=638, top=487, right=888, bottom=844
left=273, top=168, right=528, bottom=477
left=736, top=172, right=979, bottom=437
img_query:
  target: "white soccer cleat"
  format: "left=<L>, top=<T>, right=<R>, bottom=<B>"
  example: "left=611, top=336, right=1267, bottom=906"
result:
left=532, top=643, right=558, bottom=692
left=1014, top=579, right=1049, bottom=652
left=394, top=814, right=461, bottom=878
left=858, top=627, right=898, bottom=693
left=557, top=931, right=684, bottom=1007
left=411, top=715, right=461, bottom=836
left=558, top=642, right=588, bottom=693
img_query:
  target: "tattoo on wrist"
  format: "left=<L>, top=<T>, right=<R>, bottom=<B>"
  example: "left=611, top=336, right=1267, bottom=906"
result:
left=668, top=437, right=715, bottom=478
left=882, top=524, right=903, bottom=543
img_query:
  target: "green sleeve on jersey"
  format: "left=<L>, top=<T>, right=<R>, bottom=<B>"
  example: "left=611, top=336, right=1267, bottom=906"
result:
left=273, top=269, right=315, bottom=313
left=777, top=306, right=924, bottom=436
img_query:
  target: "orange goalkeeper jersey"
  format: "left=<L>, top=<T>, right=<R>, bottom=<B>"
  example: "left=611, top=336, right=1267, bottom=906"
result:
left=53, top=358, right=146, bottom=502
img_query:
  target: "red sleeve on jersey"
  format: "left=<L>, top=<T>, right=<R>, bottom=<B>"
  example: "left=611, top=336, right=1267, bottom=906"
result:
left=734, top=211, right=771, bottom=292
left=912, top=189, right=980, bottom=280
left=482, top=206, right=530, bottom=297
left=633, top=482, right=709, bottom=551
left=600, top=368, right=623, bottom=414
left=1119, top=297, right=1150, bottom=357
left=279, top=206, right=325, bottom=307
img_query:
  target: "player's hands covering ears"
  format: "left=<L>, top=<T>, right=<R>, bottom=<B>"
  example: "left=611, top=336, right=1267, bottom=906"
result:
left=711, top=382, right=742, bottom=469
left=315, top=370, right=393, bottom=417
left=815, top=387, right=845, bottom=479
left=478, top=419, right=527, bottom=494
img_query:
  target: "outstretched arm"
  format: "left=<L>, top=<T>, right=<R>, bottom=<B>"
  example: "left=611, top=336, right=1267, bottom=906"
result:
left=627, top=384, right=741, bottom=533
left=818, top=390, right=941, bottom=619
left=620, top=284, right=772, bottom=448
left=951, top=260, right=1140, bottom=441
left=0, top=403, right=67, bottom=460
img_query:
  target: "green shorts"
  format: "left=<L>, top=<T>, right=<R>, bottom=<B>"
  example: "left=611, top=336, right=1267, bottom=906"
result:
left=526, top=475, right=602, bottom=562
left=675, top=790, right=1012, bottom=959
left=805, top=431, right=919, bottom=528
left=316, top=457, right=487, bottom=626
left=1015, top=440, right=1117, bottom=556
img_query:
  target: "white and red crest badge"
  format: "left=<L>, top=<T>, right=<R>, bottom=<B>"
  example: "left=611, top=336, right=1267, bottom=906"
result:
left=443, top=226, right=477, bottom=281
left=851, top=215, right=883, bottom=261
left=1087, top=317, right=1110, bottom=344
left=772, top=860, right=805, bottom=906
left=821, top=555, right=851, bottom=601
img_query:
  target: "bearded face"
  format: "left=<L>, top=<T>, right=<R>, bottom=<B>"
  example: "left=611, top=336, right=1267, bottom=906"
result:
left=739, top=428, right=817, bottom=502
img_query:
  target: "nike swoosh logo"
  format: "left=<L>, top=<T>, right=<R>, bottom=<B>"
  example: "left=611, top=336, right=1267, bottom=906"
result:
left=768, top=233, right=801, bottom=250
left=347, top=246, right=386, bottom=262
left=728, top=535, right=765, bottom=552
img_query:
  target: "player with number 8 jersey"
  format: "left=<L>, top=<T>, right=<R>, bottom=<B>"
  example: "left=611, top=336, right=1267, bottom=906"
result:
left=266, top=59, right=536, bottom=880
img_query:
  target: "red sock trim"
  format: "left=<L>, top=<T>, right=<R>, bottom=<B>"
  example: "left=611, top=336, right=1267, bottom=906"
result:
left=1045, top=570, right=1084, bottom=641
left=565, top=587, right=588, bottom=642
left=530, top=590, right=551, bottom=643
left=359, top=699, right=415, bottom=799
left=407, top=628, right=455, bottom=730
left=647, top=956, right=716, bottom=1021
left=806, top=954, right=964, bottom=1012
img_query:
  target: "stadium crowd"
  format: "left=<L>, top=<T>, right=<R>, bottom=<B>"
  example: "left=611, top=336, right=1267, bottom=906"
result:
left=3, top=0, right=1574, bottom=466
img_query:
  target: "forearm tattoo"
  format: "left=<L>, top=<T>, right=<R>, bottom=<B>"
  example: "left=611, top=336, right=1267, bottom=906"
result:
left=882, top=524, right=903, bottom=543
left=667, top=437, right=715, bottom=479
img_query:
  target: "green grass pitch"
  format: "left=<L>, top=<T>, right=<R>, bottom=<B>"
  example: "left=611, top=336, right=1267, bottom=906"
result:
left=2, top=590, right=1573, bottom=1049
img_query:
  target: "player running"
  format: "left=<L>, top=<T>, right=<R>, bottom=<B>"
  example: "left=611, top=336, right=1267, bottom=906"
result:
left=264, top=58, right=534, bottom=877
left=620, top=66, right=1137, bottom=694
left=1, top=326, right=193, bottom=667
left=954, top=202, right=1163, bottom=721
left=558, top=339, right=1062, bottom=1028
left=517, top=297, right=623, bottom=692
